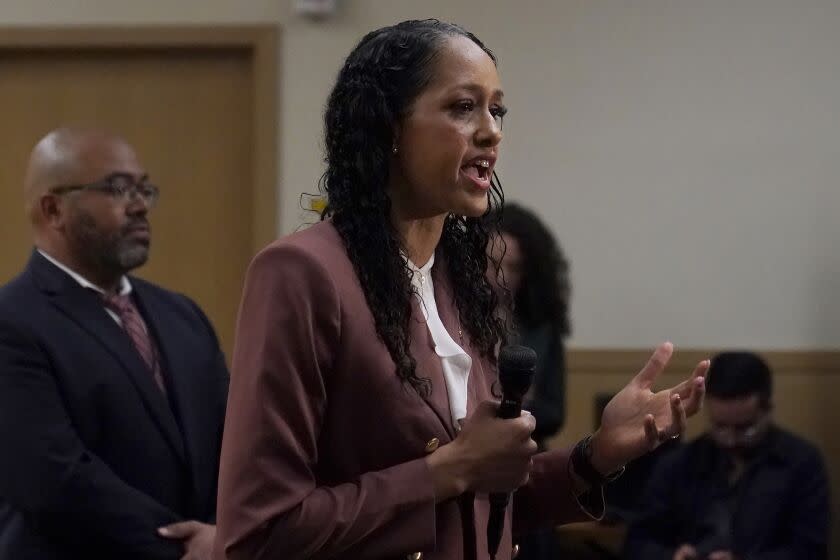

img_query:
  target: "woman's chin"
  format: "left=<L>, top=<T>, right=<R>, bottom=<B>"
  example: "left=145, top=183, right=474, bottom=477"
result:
left=454, top=197, right=491, bottom=219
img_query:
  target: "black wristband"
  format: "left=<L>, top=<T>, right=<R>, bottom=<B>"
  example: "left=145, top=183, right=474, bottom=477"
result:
left=571, top=435, right=625, bottom=487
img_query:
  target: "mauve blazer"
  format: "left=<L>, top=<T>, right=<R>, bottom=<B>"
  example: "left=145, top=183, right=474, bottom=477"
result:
left=215, top=221, right=589, bottom=560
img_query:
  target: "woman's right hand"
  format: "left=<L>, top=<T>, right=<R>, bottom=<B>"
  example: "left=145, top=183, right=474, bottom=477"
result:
left=425, top=400, right=538, bottom=501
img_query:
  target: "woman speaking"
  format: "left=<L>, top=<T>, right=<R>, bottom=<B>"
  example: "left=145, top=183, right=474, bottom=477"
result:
left=214, top=19, right=708, bottom=560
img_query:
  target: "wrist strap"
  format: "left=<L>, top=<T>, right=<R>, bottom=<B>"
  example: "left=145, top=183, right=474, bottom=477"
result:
left=571, top=434, right=625, bottom=487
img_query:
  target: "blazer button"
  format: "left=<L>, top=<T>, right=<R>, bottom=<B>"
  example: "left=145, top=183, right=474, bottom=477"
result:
left=512, top=544, right=520, bottom=558
left=424, top=437, right=440, bottom=453
left=407, top=553, right=423, bottom=560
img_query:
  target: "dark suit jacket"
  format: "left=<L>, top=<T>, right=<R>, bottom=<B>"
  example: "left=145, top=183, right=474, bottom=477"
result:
left=0, top=251, right=229, bottom=559
left=215, top=221, right=590, bottom=560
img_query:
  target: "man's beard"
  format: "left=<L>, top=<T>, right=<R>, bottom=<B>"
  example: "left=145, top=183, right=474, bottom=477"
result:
left=68, top=210, right=150, bottom=276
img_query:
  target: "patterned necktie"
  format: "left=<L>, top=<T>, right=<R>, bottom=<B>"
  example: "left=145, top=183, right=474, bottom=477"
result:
left=102, top=293, right=166, bottom=394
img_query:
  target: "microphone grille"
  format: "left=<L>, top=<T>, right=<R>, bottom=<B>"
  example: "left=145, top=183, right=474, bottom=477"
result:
left=499, top=344, right=537, bottom=369
left=498, top=345, right=537, bottom=386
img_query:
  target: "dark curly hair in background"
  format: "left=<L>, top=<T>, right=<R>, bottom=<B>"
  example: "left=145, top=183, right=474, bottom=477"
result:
left=498, top=203, right=571, bottom=336
left=320, top=19, right=506, bottom=396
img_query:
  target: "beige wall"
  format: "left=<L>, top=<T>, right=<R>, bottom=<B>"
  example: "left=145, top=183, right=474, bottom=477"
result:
left=3, top=0, right=840, bottom=350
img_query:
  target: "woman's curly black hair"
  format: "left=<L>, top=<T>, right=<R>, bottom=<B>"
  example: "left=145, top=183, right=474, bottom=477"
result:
left=320, top=19, right=506, bottom=396
left=498, top=203, right=571, bottom=336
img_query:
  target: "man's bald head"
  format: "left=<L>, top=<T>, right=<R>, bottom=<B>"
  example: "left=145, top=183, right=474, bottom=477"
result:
left=23, top=127, right=151, bottom=285
left=24, top=128, right=140, bottom=224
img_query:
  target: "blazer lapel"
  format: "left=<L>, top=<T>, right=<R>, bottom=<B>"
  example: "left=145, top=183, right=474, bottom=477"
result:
left=410, top=295, right=459, bottom=441
left=30, top=252, right=187, bottom=464
left=408, top=255, right=482, bottom=441
left=431, top=255, right=494, bottom=418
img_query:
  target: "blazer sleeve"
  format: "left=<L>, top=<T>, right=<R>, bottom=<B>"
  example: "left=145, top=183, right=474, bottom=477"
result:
left=0, top=319, right=185, bottom=560
left=215, top=243, right=437, bottom=560
left=512, top=447, right=593, bottom=536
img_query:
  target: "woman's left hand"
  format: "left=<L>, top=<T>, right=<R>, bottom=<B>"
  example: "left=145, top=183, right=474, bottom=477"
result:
left=588, top=342, right=709, bottom=475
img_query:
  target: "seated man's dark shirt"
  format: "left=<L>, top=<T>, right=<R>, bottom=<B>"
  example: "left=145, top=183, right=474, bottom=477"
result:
left=623, top=426, right=829, bottom=560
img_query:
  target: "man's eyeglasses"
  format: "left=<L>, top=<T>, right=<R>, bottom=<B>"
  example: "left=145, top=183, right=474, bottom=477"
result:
left=710, top=413, right=768, bottom=444
left=49, top=173, right=160, bottom=208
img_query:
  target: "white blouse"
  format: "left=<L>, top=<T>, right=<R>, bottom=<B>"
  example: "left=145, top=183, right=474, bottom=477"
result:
left=407, top=254, right=472, bottom=428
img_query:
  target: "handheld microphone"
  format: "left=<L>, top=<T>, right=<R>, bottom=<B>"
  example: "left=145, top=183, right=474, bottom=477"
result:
left=487, top=345, right=537, bottom=560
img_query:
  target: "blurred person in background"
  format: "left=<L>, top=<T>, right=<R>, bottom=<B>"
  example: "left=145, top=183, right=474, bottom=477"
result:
left=490, top=202, right=570, bottom=450
left=623, top=351, right=830, bottom=560
left=488, top=202, right=572, bottom=560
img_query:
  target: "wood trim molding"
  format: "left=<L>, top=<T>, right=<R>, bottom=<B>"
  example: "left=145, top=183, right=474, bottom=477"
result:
left=0, top=26, right=276, bottom=48
left=568, top=348, right=840, bottom=375
left=0, top=25, right=280, bottom=252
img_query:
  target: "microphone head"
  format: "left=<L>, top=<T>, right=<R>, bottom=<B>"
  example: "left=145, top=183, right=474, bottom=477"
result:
left=498, top=345, right=537, bottom=397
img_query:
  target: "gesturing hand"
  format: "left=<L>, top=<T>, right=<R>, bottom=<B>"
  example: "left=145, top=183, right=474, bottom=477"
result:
left=589, top=342, right=709, bottom=474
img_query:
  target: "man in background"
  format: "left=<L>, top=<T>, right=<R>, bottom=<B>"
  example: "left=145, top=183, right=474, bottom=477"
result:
left=0, top=128, right=229, bottom=559
left=623, top=351, right=829, bottom=560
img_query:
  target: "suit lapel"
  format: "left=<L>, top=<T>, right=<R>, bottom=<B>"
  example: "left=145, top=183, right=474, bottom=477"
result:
left=131, top=283, right=197, bottom=467
left=30, top=252, right=187, bottom=464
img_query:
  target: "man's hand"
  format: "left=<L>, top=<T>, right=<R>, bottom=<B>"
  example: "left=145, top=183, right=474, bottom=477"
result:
left=708, top=551, right=738, bottom=560
left=159, top=520, right=215, bottom=560
left=673, top=544, right=698, bottom=560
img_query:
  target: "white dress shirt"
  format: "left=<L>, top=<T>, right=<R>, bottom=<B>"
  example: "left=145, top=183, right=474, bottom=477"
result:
left=408, top=254, right=472, bottom=428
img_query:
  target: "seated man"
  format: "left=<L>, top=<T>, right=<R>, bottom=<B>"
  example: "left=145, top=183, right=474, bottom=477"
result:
left=623, top=351, right=829, bottom=560
left=0, top=128, right=229, bottom=559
